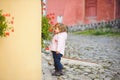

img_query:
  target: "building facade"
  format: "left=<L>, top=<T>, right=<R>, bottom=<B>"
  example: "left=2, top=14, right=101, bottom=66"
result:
left=46, top=0, right=120, bottom=26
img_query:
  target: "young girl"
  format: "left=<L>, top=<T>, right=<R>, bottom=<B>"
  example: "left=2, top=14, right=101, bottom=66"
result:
left=49, top=23, right=67, bottom=76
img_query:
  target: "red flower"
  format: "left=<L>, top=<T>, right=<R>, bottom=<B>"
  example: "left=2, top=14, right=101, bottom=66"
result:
left=2, top=14, right=6, bottom=17
left=5, top=13, right=10, bottom=17
left=2, top=13, right=10, bottom=17
left=11, top=29, right=14, bottom=32
left=45, top=47, right=49, bottom=50
left=12, top=17, right=14, bottom=20
left=5, top=32, right=10, bottom=36
left=46, top=14, right=50, bottom=18
left=11, top=21, right=14, bottom=24
left=51, top=16, right=55, bottom=19
left=7, top=13, right=10, bottom=17
left=50, top=21, right=54, bottom=25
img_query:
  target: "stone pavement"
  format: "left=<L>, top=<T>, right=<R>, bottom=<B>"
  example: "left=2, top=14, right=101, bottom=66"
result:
left=42, top=33, right=120, bottom=80
left=42, top=53, right=107, bottom=80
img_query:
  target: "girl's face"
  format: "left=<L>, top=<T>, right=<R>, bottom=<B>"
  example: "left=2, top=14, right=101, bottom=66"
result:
left=54, top=27, right=60, bottom=34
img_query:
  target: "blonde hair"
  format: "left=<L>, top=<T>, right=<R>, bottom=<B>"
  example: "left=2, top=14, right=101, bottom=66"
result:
left=54, top=23, right=67, bottom=33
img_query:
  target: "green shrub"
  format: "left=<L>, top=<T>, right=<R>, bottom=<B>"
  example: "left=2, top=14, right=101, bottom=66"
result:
left=0, top=10, right=7, bottom=37
left=42, top=16, right=51, bottom=48
left=41, top=0, right=55, bottom=48
left=74, top=24, right=120, bottom=36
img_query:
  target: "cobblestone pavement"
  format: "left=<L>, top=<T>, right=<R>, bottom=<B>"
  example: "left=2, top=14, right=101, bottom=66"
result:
left=42, top=33, right=120, bottom=80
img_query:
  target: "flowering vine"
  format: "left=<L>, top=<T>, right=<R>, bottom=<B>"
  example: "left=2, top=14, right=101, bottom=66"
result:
left=0, top=10, right=14, bottom=37
left=41, top=1, right=56, bottom=48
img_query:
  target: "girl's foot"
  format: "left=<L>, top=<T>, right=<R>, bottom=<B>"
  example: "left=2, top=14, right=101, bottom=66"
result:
left=52, top=70, right=58, bottom=76
left=52, top=70, right=64, bottom=76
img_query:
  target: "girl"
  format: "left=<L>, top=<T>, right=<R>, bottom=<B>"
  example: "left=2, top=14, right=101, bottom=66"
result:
left=50, top=23, right=67, bottom=76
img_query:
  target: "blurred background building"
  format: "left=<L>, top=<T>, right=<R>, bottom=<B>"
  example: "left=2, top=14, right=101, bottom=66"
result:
left=44, top=0, right=120, bottom=26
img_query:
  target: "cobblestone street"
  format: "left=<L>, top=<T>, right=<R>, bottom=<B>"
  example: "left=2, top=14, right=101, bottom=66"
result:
left=42, top=33, right=120, bottom=80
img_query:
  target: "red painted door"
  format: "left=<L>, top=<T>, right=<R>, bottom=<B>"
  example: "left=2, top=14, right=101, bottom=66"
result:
left=116, top=0, right=120, bottom=19
left=85, top=0, right=97, bottom=18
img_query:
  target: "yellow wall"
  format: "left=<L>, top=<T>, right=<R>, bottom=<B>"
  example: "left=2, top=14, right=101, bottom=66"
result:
left=0, top=0, right=41, bottom=80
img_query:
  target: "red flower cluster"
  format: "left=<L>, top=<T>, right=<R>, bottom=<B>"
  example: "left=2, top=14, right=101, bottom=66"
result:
left=46, top=13, right=55, bottom=25
left=41, top=1, right=55, bottom=25
left=2, top=13, right=14, bottom=24
left=41, top=1, right=56, bottom=33
left=2, top=13, right=14, bottom=37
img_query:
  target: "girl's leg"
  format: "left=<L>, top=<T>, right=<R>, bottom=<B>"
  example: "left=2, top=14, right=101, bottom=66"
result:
left=51, top=51, right=58, bottom=71
left=52, top=52, right=63, bottom=76
left=55, top=53, right=63, bottom=72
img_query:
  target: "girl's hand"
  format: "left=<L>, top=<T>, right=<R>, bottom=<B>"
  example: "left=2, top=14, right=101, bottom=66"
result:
left=45, top=47, right=49, bottom=50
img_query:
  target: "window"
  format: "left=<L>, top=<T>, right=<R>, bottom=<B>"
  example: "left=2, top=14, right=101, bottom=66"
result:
left=57, top=15, right=63, bottom=23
